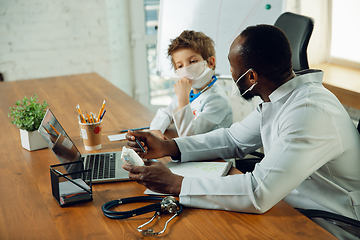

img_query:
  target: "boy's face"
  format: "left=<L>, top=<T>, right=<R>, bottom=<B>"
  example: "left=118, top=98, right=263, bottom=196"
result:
left=172, top=48, right=205, bottom=70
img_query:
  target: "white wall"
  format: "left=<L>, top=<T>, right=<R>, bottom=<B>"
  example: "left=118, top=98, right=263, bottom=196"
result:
left=0, top=0, right=134, bottom=96
left=286, top=0, right=332, bottom=65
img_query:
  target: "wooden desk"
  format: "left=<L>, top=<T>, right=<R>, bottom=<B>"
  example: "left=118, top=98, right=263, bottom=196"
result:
left=0, top=73, right=336, bottom=239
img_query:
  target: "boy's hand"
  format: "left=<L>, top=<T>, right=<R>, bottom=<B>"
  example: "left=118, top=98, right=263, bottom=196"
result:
left=174, top=77, right=191, bottom=110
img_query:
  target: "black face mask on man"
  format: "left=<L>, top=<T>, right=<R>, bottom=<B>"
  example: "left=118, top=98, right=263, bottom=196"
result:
left=231, top=68, right=258, bottom=100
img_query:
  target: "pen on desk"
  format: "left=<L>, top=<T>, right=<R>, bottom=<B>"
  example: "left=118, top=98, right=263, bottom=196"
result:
left=135, top=137, right=146, bottom=153
left=97, top=100, right=106, bottom=122
left=120, top=127, right=150, bottom=133
left=100, top=109, right=106, bottom=121
left=49, top=124, right=60, bottom=136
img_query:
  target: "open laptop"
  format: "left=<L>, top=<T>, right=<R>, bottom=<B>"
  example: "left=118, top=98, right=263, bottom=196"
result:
left=38, top=109, right=129, bottom=183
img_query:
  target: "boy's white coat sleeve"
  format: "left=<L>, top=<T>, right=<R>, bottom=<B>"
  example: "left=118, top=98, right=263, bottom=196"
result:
left=149, top=96, right=178, bottom=134
left=171, top=84, right=233, bottom=137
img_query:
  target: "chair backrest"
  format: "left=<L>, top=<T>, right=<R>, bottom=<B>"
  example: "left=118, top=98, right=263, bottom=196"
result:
left=274, top=12, right=314, bottom=72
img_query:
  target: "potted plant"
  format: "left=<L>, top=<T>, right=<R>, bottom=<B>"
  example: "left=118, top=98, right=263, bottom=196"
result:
left=8, top=94, right=49, bottom=151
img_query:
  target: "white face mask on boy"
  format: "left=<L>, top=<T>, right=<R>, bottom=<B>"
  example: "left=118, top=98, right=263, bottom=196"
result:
left=176, top=61, right=215, bottom=89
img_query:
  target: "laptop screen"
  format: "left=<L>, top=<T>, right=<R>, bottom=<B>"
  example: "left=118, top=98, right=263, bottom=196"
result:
left=38, top=109, right=82, bottom=171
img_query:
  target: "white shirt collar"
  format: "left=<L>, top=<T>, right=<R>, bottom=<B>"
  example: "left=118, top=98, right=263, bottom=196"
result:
left=268, top=69, right=324, bottom=103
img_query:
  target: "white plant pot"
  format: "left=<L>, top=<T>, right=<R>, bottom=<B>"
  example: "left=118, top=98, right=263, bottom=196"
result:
left=20, top=129, right=48, bottom=151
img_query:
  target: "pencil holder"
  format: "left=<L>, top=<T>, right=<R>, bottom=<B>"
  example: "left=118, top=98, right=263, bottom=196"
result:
left=50, top=161, right=93, bottom=207
left=79, top=120, right=102, bottom=151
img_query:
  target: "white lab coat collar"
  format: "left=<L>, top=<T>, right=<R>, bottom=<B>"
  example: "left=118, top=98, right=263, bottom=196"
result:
left=268, top=69, right=324, bottom=103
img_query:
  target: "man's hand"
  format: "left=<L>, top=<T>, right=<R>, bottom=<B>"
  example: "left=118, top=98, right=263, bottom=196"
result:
left=149, top=130, right=168, bottom=140
left=126, top=130, right=180, bottom=159
left=123, top=161, right=183, bottom=195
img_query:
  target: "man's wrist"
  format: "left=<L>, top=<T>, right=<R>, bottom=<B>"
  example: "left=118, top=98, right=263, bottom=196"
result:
left=163, top=139, right=181, bottom=160
left=168, top=175, right=184, bottom=195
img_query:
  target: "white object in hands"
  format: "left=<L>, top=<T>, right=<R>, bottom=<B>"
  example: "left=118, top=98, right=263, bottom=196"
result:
left=121, top=146, right=145, bottom=166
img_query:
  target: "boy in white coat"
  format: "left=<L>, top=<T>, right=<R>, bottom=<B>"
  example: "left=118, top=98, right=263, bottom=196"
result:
left=150, top=30, right=232, bottom=139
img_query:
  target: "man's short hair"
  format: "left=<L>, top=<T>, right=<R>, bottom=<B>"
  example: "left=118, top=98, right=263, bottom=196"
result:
left=167, top=30, right=216, bottom=69
left=239, top=24, right=292, bottom=82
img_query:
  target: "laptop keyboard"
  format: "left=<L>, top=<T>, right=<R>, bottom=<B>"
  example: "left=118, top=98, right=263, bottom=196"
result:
left=82, top=153, right=116, bottom=181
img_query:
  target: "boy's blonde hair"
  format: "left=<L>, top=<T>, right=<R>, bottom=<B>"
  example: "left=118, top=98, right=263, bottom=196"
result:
left=167, top=30, right=216, bottom=69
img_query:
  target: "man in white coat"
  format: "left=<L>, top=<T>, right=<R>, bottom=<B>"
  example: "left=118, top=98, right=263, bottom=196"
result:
left=123, top=25, right=360, bottom=239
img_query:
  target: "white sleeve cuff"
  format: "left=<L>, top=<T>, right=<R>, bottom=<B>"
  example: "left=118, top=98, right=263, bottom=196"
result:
left=179, top=177, right=193, bottom=206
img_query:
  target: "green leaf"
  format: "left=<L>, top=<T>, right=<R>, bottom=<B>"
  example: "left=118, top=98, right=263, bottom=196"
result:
left=8, top=93, right=49, bottom=131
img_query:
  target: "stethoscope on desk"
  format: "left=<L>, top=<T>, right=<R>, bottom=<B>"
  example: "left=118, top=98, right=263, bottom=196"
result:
left=102, top=196, right=183, bottom=236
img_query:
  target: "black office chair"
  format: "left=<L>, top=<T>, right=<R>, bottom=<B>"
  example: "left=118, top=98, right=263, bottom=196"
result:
left=274, top=12, right=314, bottom=72
left=297, top=209, right=360, bottom=238
left=236, top=12, right=314, bottom=173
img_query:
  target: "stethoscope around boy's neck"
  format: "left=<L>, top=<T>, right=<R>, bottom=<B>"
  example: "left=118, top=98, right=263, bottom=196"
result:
left=189, top=75, right=217, bottom=103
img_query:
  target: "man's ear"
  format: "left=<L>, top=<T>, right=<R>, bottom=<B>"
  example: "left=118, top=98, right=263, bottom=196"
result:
left=249, top=69, right=258, bottom=84
left=207, top=56, right=216, bottom=69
